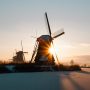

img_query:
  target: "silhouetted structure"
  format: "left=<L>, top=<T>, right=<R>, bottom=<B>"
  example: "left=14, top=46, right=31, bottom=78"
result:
left=30, top=12, right=65, bottom=66
left=13, top=41, right=28, bottom=63
left=34, top=35, right=55, bottom=65
left=13, top=51, right=25, bottom=63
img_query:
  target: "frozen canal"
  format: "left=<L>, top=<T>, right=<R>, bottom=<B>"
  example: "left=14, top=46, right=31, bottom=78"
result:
left=0, top=68, right=90, bottom=90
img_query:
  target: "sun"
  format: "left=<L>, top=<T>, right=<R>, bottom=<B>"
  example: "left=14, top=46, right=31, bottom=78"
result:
left=49, top=45, right=59, bottom=55
left=49, top=46, right=54, bottom=55
left=48, top=44, right=63, bottom=60
left=48, top=45, right=61, bottom=64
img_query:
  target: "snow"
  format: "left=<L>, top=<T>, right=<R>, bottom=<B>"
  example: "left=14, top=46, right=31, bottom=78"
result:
left=0, top=68, right=90, bottom=90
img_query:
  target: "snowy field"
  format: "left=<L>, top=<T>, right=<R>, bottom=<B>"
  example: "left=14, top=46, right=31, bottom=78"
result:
left=0, top=68, right=90, bottom=90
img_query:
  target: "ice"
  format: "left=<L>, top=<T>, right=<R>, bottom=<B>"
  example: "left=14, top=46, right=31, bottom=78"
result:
left=0, top=68, right=90, bottom=90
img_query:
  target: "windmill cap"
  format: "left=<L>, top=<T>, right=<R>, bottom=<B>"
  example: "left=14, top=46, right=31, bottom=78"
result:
left=37, top=35, right=52, bottom=41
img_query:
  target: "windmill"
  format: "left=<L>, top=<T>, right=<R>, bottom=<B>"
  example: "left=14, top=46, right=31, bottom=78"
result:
left=13, top=41, right=28, bottom=63
left=30, top=12, right=65, bottom=66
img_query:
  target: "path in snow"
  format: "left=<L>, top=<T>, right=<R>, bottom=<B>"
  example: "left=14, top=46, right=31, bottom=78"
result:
left=0, top=68, right=90, bottom=90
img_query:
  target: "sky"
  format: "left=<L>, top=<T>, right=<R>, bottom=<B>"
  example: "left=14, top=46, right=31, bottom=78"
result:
left=0, top=0, right=90, bottom=64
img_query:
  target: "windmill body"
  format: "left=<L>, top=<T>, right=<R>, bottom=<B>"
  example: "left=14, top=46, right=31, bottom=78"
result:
left=13, top=51, right=24, bottom=63
left=34, top=35, right=55, bottom=65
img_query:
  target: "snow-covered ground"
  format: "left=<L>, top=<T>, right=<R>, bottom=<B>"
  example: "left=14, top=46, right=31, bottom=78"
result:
left=0, top=68, right=90, bottom=90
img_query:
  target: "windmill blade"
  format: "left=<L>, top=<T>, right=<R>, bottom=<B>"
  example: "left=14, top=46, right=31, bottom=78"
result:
left=45, top=12, right=52, bottom=37
left=30, top=41, right=38, bottom=63
left=21, top=40, right=26, bottom=61
left=52, top=28, right=65, bottom=39
left=51, top=41, right=60, bottom=65
left=21, top=40, right=23, bottom=51
left=31, top=36, right=37, bottom=38
left=31, top=30, right=37, bottom=39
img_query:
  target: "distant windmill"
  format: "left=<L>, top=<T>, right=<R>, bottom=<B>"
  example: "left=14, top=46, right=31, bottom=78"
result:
left=13, top=41, right=28, bottom=63
left=30, top=12, right=65, bottom=66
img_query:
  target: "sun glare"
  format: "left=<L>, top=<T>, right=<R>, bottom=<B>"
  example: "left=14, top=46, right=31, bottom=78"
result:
left=48, top=45, right=62, bottom=64
left=49, top=45, right=59, bottom=55
left=48, top=43, right=65, bottom=63
left=49, top=46, right=54, bottom=55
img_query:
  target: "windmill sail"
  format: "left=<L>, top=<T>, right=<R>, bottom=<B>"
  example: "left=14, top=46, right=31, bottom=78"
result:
left=21, top=40, right=23, bottom=51
left=30, top=41, right=39, bottom=63
left=52, top=28, right=65, bottom=39
left=45, top=12, right=52, bottom=37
